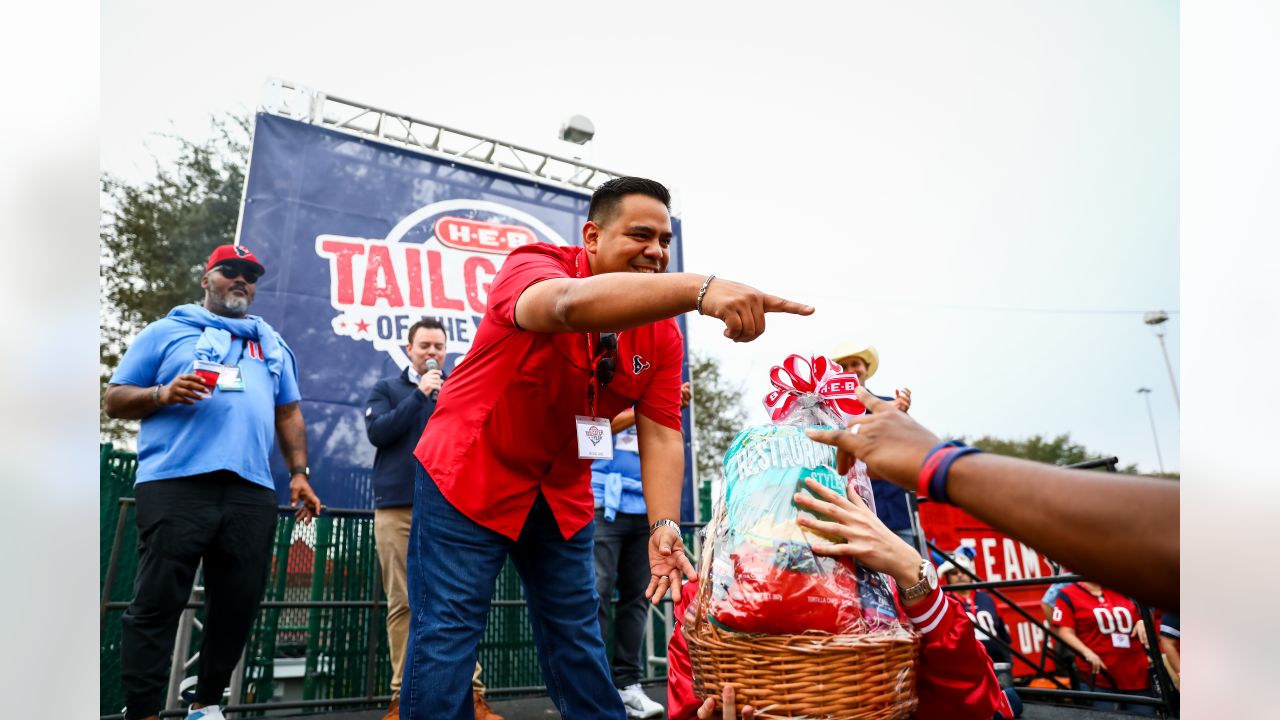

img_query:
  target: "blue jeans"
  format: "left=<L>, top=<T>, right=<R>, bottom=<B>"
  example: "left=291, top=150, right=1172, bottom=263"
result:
left=401, top=464, right=625, bottom=720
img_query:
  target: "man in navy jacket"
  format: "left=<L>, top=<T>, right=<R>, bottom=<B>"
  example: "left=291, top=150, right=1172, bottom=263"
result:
left=365, top=318, right=500, bottom=720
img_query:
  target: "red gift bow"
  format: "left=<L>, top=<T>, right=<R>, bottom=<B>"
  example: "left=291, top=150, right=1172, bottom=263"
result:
left=762, top=354, right=867, bottom=423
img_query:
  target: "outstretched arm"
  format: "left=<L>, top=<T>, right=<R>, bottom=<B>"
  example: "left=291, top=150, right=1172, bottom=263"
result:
left=806, top=385, right=1179, bottom=611
left=514, top=273, right=813, bottom=342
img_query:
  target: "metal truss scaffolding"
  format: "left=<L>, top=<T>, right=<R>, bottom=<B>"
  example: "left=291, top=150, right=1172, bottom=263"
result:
left=261, top=78, right=625, bottom=193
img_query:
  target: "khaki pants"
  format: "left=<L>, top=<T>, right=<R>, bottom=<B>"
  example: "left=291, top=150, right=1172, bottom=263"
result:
left=375, top=507, right=486, bottom=699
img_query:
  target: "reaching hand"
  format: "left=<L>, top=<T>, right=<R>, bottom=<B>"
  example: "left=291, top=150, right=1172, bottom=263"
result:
left=162, top=373, right=212, bottom=405
left=697, top=277, right=814, bottom=343
left=289, top=475, right=322, bottom=524
left=680, top=382, right=693, bottom=409
left=894, top=387, right=912, bottom=413
left=805, top=385, right=940, bottom=491
left=794, top=477, right=920, bottom=585
left=697, top=684, right=755, bottom=720
left=644, top=525, right=695, bottom=605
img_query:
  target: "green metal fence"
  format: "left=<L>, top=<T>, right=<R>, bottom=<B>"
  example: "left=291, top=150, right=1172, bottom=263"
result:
left=100, top=444, right=686, bottom=715
left=100, top=444, right=139, bottom=716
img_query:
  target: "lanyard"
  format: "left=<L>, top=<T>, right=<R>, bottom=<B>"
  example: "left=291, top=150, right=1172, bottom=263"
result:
left=586, top=331, right=599, bottom=416
left=576, top=250, right=598, bottom=417
left=229, top=336, right=249, bottom=366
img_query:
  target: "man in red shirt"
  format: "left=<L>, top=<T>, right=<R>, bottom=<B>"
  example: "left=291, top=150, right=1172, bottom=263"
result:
left=1052, top=581, right=1155, bottom=714
left=400, top=177, right=814, bottom=720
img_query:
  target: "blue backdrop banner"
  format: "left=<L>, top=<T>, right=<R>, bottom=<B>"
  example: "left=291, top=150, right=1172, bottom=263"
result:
left=238, top=113, right=693, bottom=518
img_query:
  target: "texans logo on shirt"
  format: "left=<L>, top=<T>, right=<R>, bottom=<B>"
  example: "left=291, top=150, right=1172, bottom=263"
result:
left=633, top=355, right=651, bottom=375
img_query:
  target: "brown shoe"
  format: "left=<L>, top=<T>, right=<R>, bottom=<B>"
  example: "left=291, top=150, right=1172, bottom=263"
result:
left=381, top=696, right=399, bottom=720
left=474, top=691, right=504, bottom=720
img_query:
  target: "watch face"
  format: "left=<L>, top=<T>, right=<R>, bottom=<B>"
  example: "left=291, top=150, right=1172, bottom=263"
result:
left=924, top=562, right=939, bottom=590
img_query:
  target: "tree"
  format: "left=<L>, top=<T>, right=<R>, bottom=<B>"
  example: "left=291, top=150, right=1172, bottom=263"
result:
left=688, top=352, right=748, bottom=499
left=100, top=114, right=251, bottom=442
left=962, top=432, right=1140, bottom=474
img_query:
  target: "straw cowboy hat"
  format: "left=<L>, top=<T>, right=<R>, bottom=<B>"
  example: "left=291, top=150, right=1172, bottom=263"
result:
left=830, top=342, right=879, bottom=380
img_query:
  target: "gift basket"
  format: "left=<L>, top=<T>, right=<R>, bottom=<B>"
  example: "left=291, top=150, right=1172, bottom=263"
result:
left=686, top=355, right=920, bottom=719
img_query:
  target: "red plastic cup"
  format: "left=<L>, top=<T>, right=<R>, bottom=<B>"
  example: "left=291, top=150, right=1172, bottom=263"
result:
left=193, top=360, right=221, bottom=391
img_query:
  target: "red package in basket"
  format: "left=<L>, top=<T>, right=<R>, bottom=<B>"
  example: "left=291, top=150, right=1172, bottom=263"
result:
left=705, top=355, right=902, bottom=636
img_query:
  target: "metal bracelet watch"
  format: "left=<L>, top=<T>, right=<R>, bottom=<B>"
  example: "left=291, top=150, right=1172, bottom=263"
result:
left=650, top=518, right=681, bottom=536
left=289, top=466, right=310, bottom=478
left=900, top=559, right=939, bottom=601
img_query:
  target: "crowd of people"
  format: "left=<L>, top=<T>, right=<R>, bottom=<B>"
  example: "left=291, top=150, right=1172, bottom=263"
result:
left=104, top=176, right=1179, bottom=720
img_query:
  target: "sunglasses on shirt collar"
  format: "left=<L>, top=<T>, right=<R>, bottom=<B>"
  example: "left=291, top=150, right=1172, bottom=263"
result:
left=594, top=332, right=617, bottom=388
left=215, top=262, right=263, bottom=284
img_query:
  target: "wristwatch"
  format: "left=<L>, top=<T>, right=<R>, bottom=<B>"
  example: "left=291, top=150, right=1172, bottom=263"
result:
left=900, top=559, right=939, bottom=601
left=289, top=466, right=310, bottom=478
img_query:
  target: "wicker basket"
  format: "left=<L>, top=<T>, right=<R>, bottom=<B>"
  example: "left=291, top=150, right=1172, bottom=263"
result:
left=686, top=572, right=920, bottom=720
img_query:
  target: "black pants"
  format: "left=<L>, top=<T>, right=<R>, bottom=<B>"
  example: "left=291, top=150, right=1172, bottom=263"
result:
left=120, top=471, right=278, bottom=719
left=592, top=509, right=651, bottom=688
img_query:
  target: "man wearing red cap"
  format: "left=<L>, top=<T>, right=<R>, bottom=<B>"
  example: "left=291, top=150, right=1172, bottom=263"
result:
left=105, top=244, right=322, bottom=720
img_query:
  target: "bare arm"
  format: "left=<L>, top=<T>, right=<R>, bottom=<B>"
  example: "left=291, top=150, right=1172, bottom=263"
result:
left=806, top=385, right=1180, bottom=611
left=275, top=401, right=321, bottom=521
left=1056, top=625, right=1106, bottom=673
left=103, top=374, right=210, bottom=419
left=1159, top=635, right=1180, bottom=676
left=276, top=401, right=308, bottom=470
left=514, top=273, right=813, bottom=342
left=610, top=407, right=637, bottom=435
left=944, top=456, right=1179, bottom=611
left=636, top=412, right=695, bottom=604
left=637, top=413, right=684, bottom=528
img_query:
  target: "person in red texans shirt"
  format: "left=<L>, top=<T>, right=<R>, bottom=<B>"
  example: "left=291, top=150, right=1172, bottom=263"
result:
left=400, top=177, right=814, bottom=720
left=670, top=477, right=1013, bottom=720
left=1051, top=581, right=1156, bottom=714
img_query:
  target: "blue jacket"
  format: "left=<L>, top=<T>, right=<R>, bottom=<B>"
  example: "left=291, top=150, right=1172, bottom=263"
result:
left=590, top=426, right=647, bottom=520
left=364, top=367, right=442, bottom=508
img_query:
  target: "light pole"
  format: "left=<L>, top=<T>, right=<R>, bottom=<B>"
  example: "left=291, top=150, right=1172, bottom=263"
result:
left=1143, top=310, right=1180, bottom=410
left=1137, top=387, right=1166, bottom=474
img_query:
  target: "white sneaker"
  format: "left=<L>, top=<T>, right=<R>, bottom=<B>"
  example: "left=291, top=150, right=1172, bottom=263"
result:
left=619, top=683, right=664, bottom=719
left=187, top=706, right=226, bottom=720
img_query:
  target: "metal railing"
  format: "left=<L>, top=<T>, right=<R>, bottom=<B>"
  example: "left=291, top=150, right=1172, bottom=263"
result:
left=261, top=79, right=627, bottom=194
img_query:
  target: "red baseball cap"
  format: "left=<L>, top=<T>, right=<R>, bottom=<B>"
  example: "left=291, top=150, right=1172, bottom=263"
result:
left=206, top=244, right=266, bottom=275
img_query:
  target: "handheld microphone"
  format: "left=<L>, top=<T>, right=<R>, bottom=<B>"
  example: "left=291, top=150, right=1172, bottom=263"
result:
left=425, top=358, right=440, bottom=401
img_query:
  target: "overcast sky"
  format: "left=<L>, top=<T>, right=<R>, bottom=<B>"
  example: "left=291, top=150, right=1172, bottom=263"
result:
left=101, top=0, right=1179, bottom=472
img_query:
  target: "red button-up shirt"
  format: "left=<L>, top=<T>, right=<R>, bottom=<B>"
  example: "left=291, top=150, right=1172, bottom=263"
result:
left=414, top=243, right=685, bottom=540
